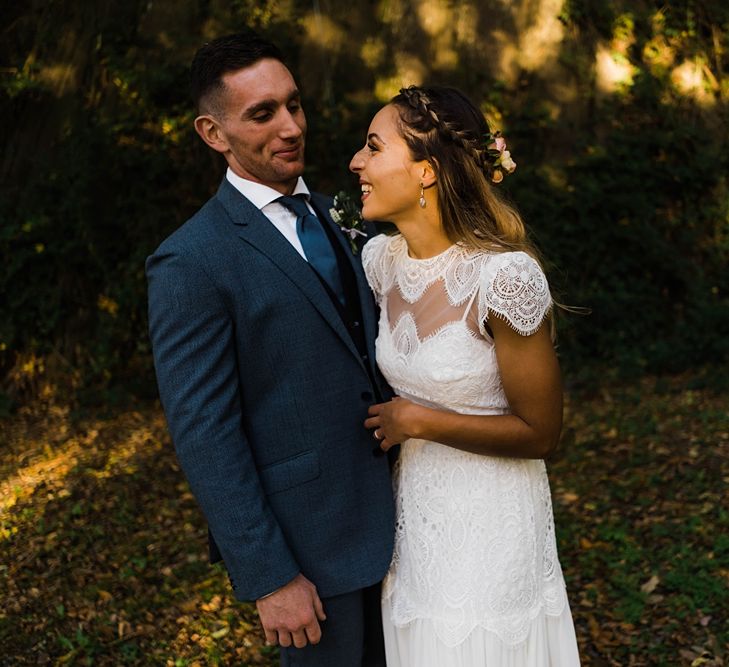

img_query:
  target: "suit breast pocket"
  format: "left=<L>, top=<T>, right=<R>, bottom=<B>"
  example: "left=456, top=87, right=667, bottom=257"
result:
left=258, top=450, right=321, bottom=495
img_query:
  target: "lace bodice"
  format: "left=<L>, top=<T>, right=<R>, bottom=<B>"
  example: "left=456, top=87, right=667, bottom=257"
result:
left=363, top=233, right=551, bottom=415
left=362, top=233, right=568, bottom=648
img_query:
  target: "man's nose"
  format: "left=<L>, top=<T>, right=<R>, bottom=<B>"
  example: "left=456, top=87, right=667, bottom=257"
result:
left=279, top=109, right=304, bottom=138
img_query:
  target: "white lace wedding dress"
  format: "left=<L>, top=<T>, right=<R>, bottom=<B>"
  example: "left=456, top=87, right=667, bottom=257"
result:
left=362, top=233, right=580, bottom=666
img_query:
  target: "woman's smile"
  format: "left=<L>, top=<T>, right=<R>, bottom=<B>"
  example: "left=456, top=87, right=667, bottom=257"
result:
left=349, top=105, right=425, bottom=224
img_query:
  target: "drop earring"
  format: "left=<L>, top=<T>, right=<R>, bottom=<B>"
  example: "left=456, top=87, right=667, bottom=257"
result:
left=419, top=182, right=426, bottom=208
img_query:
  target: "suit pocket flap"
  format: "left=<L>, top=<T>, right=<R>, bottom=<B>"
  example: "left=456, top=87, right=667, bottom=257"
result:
left=259, top=450, right=320, bottom=495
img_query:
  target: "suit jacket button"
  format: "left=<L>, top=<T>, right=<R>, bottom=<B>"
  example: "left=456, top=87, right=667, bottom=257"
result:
left=361, top=354, right=369, bottom=362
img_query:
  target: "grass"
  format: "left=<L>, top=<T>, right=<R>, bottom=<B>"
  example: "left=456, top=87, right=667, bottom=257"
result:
left=0, top=372, right=727, bottom=665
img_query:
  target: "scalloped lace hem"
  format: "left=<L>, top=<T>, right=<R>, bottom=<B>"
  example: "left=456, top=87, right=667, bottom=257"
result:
left=382, top=597, right=580, bottom=666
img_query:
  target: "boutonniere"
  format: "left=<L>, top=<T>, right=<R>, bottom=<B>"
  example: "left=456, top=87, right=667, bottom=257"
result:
left=329, top=191, right=367, bottom=255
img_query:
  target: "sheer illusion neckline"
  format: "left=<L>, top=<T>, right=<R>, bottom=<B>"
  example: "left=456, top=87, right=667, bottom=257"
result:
left=386, top=235, right=483, bottom=305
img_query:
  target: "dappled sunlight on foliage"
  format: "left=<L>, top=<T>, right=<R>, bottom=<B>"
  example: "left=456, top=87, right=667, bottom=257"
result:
left=0, top=376, right=727, bottom=664
left=0, top=3, right=727, bottom=664
left=0, top=404, right=275, bottom=664
left=1, top=0, right=728, bottom=404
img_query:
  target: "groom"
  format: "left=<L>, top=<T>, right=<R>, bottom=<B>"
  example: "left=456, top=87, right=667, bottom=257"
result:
left=146, top=32, right=394, bottom=666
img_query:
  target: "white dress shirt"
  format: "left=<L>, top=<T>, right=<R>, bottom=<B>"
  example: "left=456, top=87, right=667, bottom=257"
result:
left=226, top=167, right=315, bottom=261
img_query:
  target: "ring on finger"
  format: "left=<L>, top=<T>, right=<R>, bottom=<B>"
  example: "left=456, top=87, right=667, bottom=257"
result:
left=375, top=429, right=383, bottom=440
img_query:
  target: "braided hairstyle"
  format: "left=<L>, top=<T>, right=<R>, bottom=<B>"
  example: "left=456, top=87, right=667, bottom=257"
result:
left=391, top=85, right=535, bottom=257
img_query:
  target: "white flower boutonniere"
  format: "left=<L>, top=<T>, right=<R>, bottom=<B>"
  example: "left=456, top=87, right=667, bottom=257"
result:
left=330, top=191, right=367, bottom=255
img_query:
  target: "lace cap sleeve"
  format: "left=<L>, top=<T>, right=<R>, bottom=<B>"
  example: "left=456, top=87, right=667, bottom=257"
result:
left=361, top=233, right=393, bottom=304
left=478, top=251, right=552, bottom=337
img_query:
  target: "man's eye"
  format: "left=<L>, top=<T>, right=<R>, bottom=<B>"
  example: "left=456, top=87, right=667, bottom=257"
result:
left=252, top=111, right=272, bottom=122
left=288, top=102, right=301, bottom=112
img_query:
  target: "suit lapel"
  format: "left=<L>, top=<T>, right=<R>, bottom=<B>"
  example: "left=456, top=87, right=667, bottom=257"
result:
left=310, top=193, right=379, bottom=370
left=215, top=180, right=364, bottom=366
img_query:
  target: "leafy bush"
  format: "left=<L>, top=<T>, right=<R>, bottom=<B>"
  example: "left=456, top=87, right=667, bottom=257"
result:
left=1, top=0, right=727, bottom=405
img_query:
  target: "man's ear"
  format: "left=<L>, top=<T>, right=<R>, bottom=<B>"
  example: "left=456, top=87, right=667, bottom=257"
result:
left=194, top=115, right=229, bottom=154
left=420, top=160, right=437, bottom=189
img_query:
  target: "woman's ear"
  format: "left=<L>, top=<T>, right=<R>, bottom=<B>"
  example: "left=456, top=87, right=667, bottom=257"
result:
left=194, top=115, right=229, bottom=154
left=420, top=160, right=437, bottom=189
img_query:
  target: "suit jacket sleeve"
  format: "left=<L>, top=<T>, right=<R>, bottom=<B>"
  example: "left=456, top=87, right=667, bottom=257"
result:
left=146, top=245, right=300, bottom=601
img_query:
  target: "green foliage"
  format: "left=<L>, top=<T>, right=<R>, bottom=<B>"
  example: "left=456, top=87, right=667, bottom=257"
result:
left=0, top=4, right=213, bottom=402
left=497, top=0, right=729, bottom=374
left=0, top=0, right=728, bottom=402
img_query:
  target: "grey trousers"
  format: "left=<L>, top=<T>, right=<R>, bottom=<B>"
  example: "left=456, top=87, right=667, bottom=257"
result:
left=279, top=582, right=385, bottom=667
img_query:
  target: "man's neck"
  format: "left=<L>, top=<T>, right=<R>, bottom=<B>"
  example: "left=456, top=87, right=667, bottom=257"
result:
left=225, top=168, right=310, bottom=209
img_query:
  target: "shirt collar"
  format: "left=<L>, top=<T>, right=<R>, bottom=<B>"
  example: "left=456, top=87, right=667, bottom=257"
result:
left=225, top=167, right=311, bottom=210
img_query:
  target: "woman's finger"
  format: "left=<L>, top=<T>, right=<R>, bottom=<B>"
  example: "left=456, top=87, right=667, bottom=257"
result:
left=363, top=416, right=380, bottom=429
left=380, top=437, right=394, bottom=452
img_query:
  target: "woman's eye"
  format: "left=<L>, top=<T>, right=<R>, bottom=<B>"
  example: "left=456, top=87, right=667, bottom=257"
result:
left=367, top=143, right=378, bottom=153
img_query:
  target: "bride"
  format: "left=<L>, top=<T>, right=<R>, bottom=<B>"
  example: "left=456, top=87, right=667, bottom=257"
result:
left=350, top=85, right=581, bottom=666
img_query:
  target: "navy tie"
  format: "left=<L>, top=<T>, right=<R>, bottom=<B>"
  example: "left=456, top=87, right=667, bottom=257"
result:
left=278, top=195, right=345, bottom=306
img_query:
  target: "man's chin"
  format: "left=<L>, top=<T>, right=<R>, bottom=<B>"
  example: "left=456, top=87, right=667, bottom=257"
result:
left=274, top=162, right=306, bottom=182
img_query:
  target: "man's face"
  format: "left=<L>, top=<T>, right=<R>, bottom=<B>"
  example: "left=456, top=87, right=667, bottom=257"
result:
left=202, top=59, right=307, bottom=194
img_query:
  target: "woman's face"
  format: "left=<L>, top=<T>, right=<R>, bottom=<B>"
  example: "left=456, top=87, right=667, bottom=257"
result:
left=349, top=105, right=425, bottom=224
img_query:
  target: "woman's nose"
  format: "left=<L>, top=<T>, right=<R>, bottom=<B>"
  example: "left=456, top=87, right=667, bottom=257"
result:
left=349, top=149, right=364, bottom=173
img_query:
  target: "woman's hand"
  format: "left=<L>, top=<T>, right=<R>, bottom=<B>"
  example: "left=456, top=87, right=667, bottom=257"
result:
left=364, top=312, right=561, bottom=459
left=364, top=315, right=562, bottom=459
left=365, top=397, right=424, bottom=451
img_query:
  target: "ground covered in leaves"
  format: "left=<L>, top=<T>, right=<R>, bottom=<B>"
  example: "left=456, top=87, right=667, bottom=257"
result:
left=1, top=373, right=727, bottom=666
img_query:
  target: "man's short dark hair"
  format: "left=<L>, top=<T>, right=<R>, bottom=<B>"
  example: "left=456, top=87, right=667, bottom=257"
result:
left=191, top=32, right=285, bottom=115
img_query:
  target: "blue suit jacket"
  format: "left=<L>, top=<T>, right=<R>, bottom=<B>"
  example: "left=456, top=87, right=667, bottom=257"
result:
left=146, top=179, right=395, bottom=601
